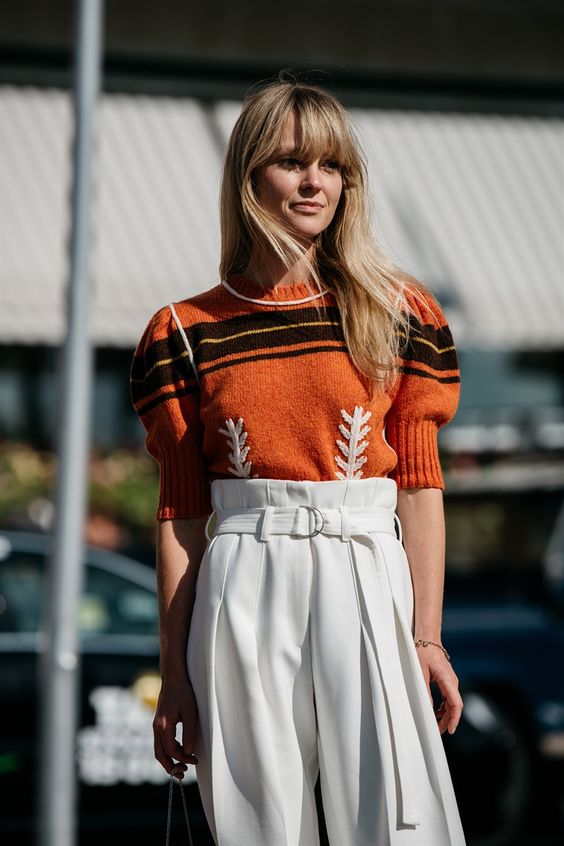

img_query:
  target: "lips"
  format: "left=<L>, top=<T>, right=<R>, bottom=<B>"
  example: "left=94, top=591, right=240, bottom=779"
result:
left=291, top=202, right=324, bottom=211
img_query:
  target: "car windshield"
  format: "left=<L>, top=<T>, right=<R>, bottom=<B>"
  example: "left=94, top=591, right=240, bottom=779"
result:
left=0, top=548, right=158, bottom=636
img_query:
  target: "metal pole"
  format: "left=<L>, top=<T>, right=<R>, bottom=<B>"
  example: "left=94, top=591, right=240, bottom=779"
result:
left=38, top=2, right=104, bottom=845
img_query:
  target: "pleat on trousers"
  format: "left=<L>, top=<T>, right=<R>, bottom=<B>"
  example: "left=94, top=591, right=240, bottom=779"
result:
left=187, top=476, right=466, bottom=846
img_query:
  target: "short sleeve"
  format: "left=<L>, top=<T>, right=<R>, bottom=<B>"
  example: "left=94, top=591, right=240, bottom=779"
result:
left=130, top=305, right=212, bottom=520
left=385, top=285, right=460, bottom=490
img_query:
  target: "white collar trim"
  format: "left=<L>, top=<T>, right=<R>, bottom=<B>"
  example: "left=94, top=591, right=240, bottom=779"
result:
left=221, top=278, right=330, bottom=306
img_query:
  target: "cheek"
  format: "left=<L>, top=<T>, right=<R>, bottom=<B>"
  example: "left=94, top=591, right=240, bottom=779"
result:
left=270, top=175, right=295, bottom=204
left=330, top=177, right=344, bottom=208
left=256, top=169, right=293, bottom=207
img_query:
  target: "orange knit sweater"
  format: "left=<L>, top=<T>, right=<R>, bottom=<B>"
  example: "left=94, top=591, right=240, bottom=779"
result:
left=130, top=275, right=460, bottom=520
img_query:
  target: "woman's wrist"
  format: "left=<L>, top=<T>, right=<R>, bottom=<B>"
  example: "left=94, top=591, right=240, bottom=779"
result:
left=413, top=620, right=441, bottom=642
left=160, top=662, right=191, bottom=686
left=414, top=638, right=451, bottom=662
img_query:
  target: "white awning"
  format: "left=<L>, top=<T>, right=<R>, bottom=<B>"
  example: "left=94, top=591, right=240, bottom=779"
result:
left=354, top=108, right=564, bottom=350
left=0, top=87, right=223, bottom=347
left=1, top=85, right=562, bottom=349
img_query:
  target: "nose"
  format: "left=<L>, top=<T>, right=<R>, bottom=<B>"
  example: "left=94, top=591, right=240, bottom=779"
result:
left=300, top=163, right=322, bottom=190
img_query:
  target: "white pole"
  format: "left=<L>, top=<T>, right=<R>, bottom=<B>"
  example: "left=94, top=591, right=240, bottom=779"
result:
left=38, top=2, right=104, bottom=845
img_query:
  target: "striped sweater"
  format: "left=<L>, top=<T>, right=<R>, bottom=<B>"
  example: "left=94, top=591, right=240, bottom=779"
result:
left=130, top=275, right=460, bottom=520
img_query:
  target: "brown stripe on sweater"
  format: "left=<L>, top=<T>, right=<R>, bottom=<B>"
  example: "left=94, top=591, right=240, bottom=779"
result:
left=199, top=342, right=351, bottom=378
left=399, top=365, right=460, bottom=384
left=399, top=320, right=458, bottom=372
left=136, top=382, right=200, bottom=416
left=193, top=319, right=344, bottom=366
left=131, top=356, right=198, bottom=407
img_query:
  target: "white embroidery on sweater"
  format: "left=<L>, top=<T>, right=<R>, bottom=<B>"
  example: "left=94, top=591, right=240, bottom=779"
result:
left=218, top=417, right=259, bottom=478
left=335, top=406, right=372, bottom=479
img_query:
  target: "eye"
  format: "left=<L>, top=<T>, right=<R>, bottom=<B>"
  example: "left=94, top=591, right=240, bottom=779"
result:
left=279, top=157, right=301, bottom=169
left=321, top=159, right=341, bottom=172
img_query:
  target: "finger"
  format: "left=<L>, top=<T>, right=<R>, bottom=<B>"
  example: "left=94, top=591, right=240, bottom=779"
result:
left=154, top=716, right=197, bottom=764
left=434, top=700, right=447, bottom=719
left=164, top=737, right=198, bottom=765
left=438, top=693, right=463, bottom=735
left=181, top=720, right=199, bottom=765
left=154, top=734, right=190, bottom=776
left=154, top=733, right=175, bottom=774
left=154, top=727, right=193, bottom=770
left=438, top=708, right=461, bottom=735
left=448, top=700, right=464, bottom=734
left=171, top=764, right=186, bottom=780
left=432, top=672, right=463, bottom=734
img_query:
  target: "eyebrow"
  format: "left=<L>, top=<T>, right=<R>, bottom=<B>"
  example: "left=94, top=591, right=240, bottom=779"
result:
left=272, top=145, right=340, bottom=162
left=276, top=146, right=299, bottom=156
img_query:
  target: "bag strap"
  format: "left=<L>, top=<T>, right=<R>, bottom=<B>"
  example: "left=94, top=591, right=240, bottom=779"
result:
left=165, top=775, right=195, bottom=846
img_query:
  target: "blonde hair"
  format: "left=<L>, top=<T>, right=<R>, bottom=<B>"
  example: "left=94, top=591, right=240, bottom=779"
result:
left=220, top=75, right=420, bottom=392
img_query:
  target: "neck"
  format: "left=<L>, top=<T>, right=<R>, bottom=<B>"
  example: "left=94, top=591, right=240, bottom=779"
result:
left=245, top=245, right=316, bottom=289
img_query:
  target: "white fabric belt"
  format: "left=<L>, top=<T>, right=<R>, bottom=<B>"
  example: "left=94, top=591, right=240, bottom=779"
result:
left=206, top=502, right=418, bottom=831
left=209, top=504, right=401, bottom=543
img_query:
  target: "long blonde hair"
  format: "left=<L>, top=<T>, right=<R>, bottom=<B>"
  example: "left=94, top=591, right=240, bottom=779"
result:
left=220, top=75, right=419, bottom=391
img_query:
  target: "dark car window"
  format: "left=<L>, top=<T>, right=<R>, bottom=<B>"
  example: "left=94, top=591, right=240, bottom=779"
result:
left=0, top=552, right=43, bottom=633
left=445, top=490, right=563, bottom=579
left=80, top=566, right=158, bottom=636
left=0, top=549, right=157, bottom=636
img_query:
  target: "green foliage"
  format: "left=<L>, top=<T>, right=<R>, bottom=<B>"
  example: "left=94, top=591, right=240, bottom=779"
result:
left=0, top=442, right=55, bottom=524
left=0, top=442, right=159, bottom=549
left=89, top=449, right=159, bottom=528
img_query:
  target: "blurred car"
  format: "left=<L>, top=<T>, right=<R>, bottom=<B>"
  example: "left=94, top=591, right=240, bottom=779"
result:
left=441, top=463, right=564, bottom=846
left=0, top=531, right=213, bottom=846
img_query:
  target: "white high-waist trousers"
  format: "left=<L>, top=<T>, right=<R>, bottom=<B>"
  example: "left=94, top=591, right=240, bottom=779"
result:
left=187, top=477, right=465, bottom=846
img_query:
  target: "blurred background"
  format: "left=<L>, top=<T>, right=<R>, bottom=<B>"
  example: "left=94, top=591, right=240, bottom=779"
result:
left=0, top=1, right=563, bottom=844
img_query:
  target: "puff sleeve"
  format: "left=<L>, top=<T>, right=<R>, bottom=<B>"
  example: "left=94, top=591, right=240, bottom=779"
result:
left=130, top=305, right=212, bottom=520
left=385, top=286, right=460, bottom=490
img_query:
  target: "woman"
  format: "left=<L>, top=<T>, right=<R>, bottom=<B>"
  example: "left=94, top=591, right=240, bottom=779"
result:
left=131, top=77, right=466, bottom=846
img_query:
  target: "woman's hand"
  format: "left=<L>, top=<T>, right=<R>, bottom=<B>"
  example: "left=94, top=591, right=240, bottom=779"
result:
left=153, top=677, right=199, bottom=779
left=153, top=518, right=209, bottom=778
left=415, top=646, right=463, bottom=735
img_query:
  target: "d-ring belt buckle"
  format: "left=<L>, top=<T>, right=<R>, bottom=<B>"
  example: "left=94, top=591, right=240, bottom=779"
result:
left=299, top=504, right=325, bottom=537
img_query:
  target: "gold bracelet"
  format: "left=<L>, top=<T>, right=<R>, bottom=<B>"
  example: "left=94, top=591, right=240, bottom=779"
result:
left=414, top=639, right=451, bottom=662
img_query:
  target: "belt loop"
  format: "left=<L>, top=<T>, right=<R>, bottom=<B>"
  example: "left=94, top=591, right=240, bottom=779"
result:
left=260, top=505, right=275, bottom=541
left=339, top=505, right=351, bottom=542
left=204, top=510, right=216, bottom=543
left=394, top=513, right=403, bottom=545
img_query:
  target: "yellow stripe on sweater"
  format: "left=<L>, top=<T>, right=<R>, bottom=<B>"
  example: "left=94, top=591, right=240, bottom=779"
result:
left=130, top=350, right=191, bottom=383
left=398, top=330, right=456, bottom=355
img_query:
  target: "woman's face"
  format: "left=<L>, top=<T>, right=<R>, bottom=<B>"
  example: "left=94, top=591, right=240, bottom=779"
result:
left=254, top=111, right=343, bottom=244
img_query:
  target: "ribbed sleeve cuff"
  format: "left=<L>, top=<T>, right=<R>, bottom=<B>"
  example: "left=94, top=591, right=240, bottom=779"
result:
left=155, top=447, right=212, bottom=520
left=386, top=419, right=445, bottom=489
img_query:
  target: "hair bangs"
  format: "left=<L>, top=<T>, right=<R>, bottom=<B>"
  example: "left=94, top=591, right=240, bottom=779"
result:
left=296, top=99, right=355, bottom=169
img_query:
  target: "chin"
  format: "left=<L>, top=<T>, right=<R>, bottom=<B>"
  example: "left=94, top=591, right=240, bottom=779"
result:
left=289, top=225, right=327, bottom=242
